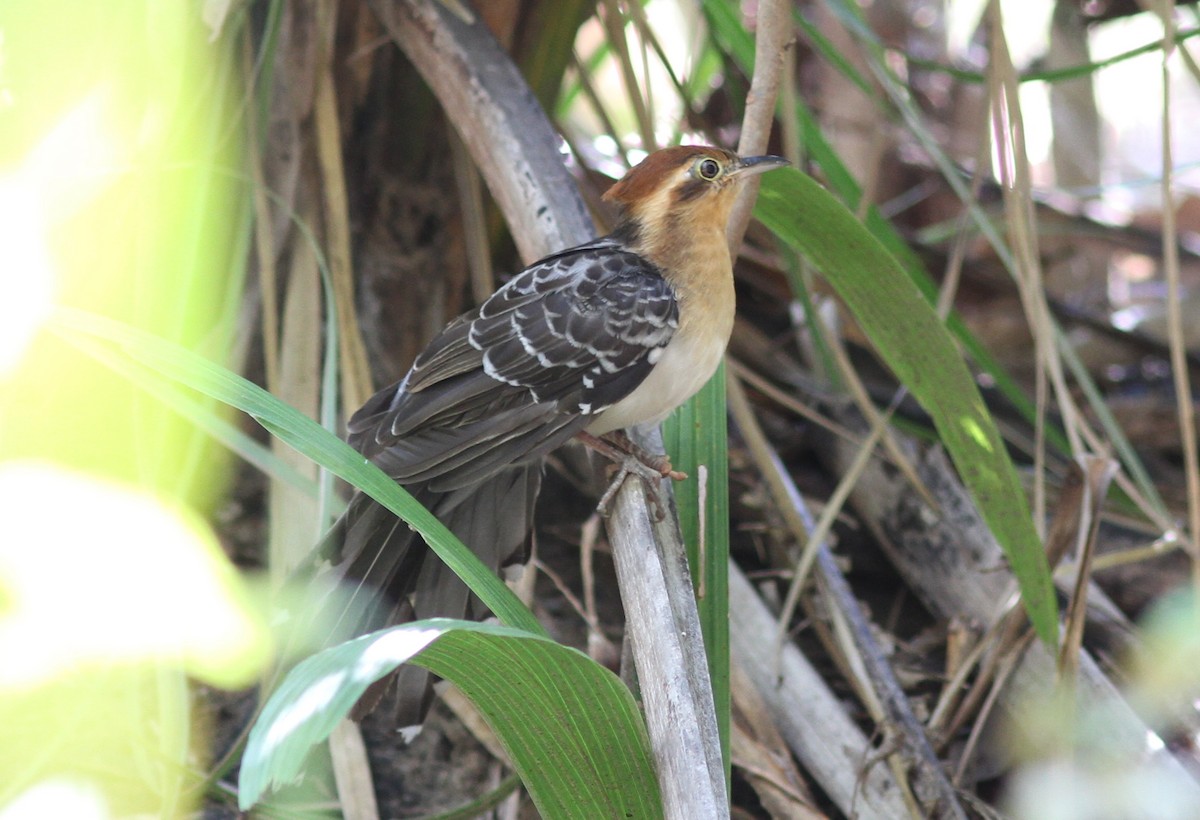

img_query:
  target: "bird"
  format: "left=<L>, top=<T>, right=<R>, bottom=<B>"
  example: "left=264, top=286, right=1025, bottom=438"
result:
left=319, top=145, right=788, bottom=729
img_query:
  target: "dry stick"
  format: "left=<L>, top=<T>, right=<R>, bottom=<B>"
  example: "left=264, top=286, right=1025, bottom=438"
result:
left=728, top=375, right=965, bottom=817
left=1070, top=399, right=1177, bottom=535
left=771, top=309, right=939, bottom=639
left=952, top=630, right=1036, bottom=786
left=838, top=322, right=938, bottom=506
left=605, top=487, right=727, bottom=817
left=987, top=0, right=1078, bottom=542
left=329, top=719, right=381, bottom=820
left=927, top=627, right=992, bottom=742
left=1156, top=13, right=1200, bottom=582
left=312, top=3, right=380, bottom=815
left=449, top=130, right=496, bottom=305
left=568, top=53, right=631, bottom=168
left=531, top=556, right=607, bottom=643
left=599, top=0, right=655, bottom=150
left=729, top=662, right=823, bottom=818
left=245, top=28, right=281, bottom=394
left=928, top=458, right=1120, bottom=754
left=441, top=686, right=508, bottom=764
left=578, top=514, right=611, bottom=661
left=729, top=564, right=910, bottom=817
left=814, top=548, right=967, bottom=820
left=625, top=0, right=690, bottom=108
left=778, top=44, right=801, bottom=166
left=1087, top=537, right=1184, bottom=572
left=727, top=0, right=791, bottom=247
left=1057, top=456, right=1120, bottom=685
left=313, top=51, right=372, bottom=413
left=936, top=109, right=993, bottom=320
left=815, top=415, right=1200, bottom=797
left=729, top=358, right=862, bottom=447
left=942, top=603, right=1033, bottom=764
left=370, top=2, right=725, bottom=816
left=966, top=463, right=1137, bottom=769
left=753, top=373, right=897, bottom=671
left=612, top=0, right=796, bottom=813
left=728, top=757, right=818, bottom=816
left=628, top=0, right=657, bottom=141
left=936, top=439, right=1113, bottom=768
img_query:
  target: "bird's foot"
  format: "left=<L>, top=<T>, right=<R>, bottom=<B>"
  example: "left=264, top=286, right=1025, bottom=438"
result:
left=576, top=431, right=686, bottom=521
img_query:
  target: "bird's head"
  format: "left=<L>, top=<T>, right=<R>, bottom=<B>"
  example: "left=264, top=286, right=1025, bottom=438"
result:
left=603, top=146, right=788, bottom=239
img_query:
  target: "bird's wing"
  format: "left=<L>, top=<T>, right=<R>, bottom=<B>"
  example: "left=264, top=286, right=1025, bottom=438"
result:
left=347, top=241, right=678, bottom=491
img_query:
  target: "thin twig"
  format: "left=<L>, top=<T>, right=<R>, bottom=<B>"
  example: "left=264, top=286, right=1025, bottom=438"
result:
left=730, top=564, right=910, bottom=816
left=1155, top=8, right=1200, bottom=580
left=728, top=0, right=792, bottom=249
left=728, top=371, right=964, bottom=816
left=1057, top=456, right=1119, bottom=685
left=449, top=130, right=495, bottom=304
left=599, top=0, right=655, bottom=149
left=815, top=547, right=968, bottom=818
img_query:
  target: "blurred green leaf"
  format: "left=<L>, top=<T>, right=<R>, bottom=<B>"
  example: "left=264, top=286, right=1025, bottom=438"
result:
left=238, top=619, right=662, bottom=818
left=905, top=27, right=1200, bottom=85
left=50, top=307, right=545, bottom=637
left=60, top=331, right=330, bottom=503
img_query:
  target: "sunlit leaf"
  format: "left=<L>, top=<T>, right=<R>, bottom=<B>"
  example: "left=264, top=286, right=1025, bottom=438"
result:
left=238, top=620, right=662, bottom=818
left=754, top=168, right=1058, bottom=647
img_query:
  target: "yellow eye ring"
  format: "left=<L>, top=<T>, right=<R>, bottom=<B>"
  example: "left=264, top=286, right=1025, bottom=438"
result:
left=696, top=157, right=721, bottom=180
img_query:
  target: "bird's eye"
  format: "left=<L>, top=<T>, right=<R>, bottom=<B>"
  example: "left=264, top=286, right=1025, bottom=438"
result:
left=696, top=158, right=722, bottom=180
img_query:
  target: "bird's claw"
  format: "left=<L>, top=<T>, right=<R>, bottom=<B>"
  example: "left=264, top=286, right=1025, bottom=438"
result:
left=594, top=451, right=685, bottom=522
left=577, top=430, right=687, bottom=521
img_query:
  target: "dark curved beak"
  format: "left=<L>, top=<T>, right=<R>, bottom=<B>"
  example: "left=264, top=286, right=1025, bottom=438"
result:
left=733, top=155, right=790, bottom=177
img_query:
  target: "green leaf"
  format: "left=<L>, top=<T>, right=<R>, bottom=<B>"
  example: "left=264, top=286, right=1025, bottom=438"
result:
left=708, top=0, right=1077, bottom=463
left=56, top=329, right=331, bottom=504
left=903, top=26, right=1200, bottom=86
left=237, top=620, right=663, bottom=818
left=754, top=169, right=1059, bottom=648
left=50, top=307, right=545, bottom=637
left=662, top=361, right=731, bottom=788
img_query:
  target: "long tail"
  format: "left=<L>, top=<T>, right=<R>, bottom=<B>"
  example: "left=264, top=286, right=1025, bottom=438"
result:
left=313, top=463, right=541, bottom=728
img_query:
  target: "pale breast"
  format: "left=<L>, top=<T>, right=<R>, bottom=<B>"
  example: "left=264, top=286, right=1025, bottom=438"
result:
left=586, top=308, right=732, bottom=435
left=587, top=222, right=735, bottom=435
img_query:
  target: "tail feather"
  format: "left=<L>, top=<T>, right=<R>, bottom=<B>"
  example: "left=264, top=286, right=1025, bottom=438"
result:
left=316, top=463, right=542, bottom=730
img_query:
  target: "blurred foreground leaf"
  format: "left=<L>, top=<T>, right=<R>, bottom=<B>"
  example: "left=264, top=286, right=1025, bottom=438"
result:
left=51, top=308, right=544, bottom=637
left=0, top=462, right=270, bottom=814
left=0, top=462, right=269, bottom=689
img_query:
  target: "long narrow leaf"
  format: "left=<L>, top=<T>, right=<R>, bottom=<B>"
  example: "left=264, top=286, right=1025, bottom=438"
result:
left=706, top=0, right=1076, bottom=460
left=61, top=331, right=329, bottom=503
left=661, top=360, right=731, bottom=787
left=754, top=169, right=1058, bottom=647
